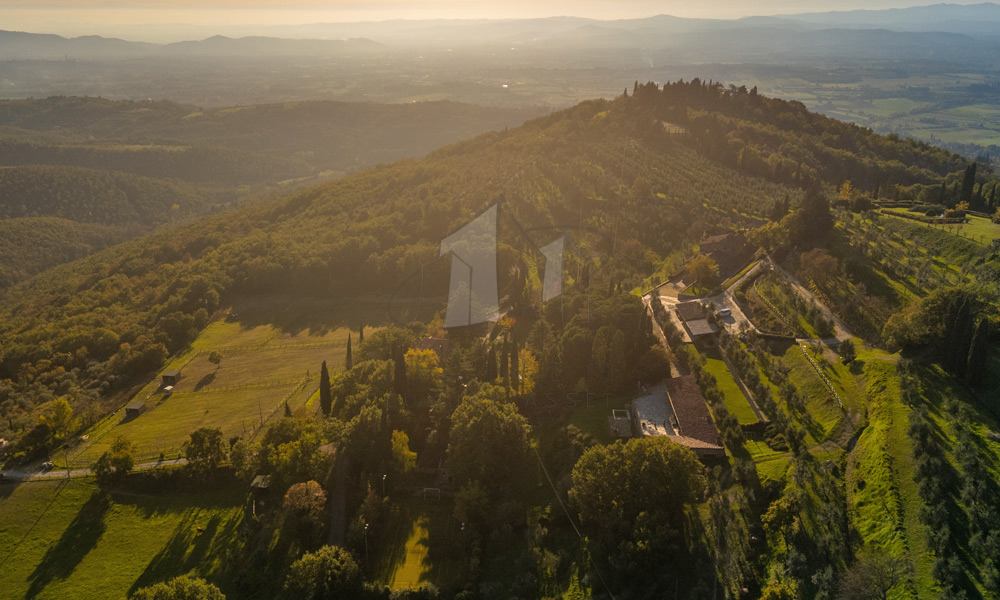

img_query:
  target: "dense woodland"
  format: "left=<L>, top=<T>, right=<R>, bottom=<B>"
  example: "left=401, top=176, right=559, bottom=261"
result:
left=2, top=81, right=1000, bottom=599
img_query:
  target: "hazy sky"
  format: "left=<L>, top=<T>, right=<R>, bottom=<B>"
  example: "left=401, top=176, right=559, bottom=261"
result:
left=0, top=1, right=992, bottom=34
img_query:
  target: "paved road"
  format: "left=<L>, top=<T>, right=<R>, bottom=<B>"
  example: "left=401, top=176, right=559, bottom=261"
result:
left=0, top=458, right=187, bottom=483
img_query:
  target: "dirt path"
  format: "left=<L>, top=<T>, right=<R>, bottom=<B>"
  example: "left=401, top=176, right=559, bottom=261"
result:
left=766, top=256, right=852, bottom=341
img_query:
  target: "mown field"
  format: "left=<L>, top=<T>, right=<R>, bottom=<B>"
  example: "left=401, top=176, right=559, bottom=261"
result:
left=61, top=295, right=382, bottom=468
left=0, top=476, right=243, bottom=600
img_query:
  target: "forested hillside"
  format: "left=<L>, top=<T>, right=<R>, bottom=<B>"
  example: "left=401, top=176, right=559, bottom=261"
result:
left=0, top=97, right=542, bottom=287
left=2, top=82, right=999, bottom=600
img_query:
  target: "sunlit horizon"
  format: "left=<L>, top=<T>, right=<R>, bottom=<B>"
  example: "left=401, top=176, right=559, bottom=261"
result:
left=1, top=1, right=996, bottom=42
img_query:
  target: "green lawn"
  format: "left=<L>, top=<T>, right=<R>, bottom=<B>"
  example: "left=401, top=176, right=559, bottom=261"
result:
left=702, top=355, right=758, bottom=425
left=0, top=477, right=243, bottom=600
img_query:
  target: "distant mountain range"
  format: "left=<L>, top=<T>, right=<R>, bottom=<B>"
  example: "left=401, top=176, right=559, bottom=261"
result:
left=5, top=3, right=1000, bottom=62
left=0, top=31, right=383, bottom=59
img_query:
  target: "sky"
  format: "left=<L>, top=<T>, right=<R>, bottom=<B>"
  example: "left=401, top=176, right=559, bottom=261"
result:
left=0, top=1, right=992, bottom=38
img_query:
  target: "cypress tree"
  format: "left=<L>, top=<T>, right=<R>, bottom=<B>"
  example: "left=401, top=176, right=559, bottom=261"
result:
left=358, top=322, right=364, bottom=345
left=486, top=345, right=498, bottom=381
left=345, top=334, right=352, bottom=370
left=499, top=338, right=509, bottom=382
left=284, top=401, right=292, bottom=417
left=319, top=361, right=332, bottom=416
left=393, top=346, right=407, bottom=397
left=938, top=181, right=947, bottom=205
left=991, top=184, right=997, bottom=209
left=510, top=344, right=520, bottom=393
left=960, top=162, right=977, bottom=206
left=966, top=318, right=990, bottom=386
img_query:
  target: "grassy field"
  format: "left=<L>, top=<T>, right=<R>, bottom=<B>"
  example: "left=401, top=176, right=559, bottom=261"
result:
left=61, top=295, right=381, bottom=467
left=375, top=496, right=463, bottom=592
left=846, top=349, right=938, bottom=598
left=884, top=209, right=1000, bottom=247
left=702, top=354, right=758, bottom=425
left=0, top=477, right=243, bottom=600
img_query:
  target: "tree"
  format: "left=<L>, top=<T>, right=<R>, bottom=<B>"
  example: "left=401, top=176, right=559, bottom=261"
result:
left=569, top=437, right=706, bottom=541
left=569, top=436, right=707, bottom=592
left=184, top=427, right=226, bottom=475
left=798, top=247, right=840, bottom=289
left=839, top=181, right=857, bottom=206
left=208, top=351, right=222, bottom=369
left=405, top=348, right=442, bottom=401
left=283, top=480, right=327, bottom=538
left=960, top=162, right=976, bottom=207
left=345, top=334, right=352, bottom=370
left=131, top=575, right=225, bottom=600
left=41, top=396, right=80, bottom=445
left=390, top=429, right=417, bottom=476
left=687, top=253, right=719, bottom=286
left=794, top=182, right=833, bottom=242
left=837, top=549, right=908, bottom=600
left=447, top=385, right=531, bottom=500
left=92, top=436, right=134, bottom=487
left=358, top=322, right=364, bottom=345
left=839, top=339, right=856, bottom=364
left=319, top=361, right=332, bottom=416
left=282, top=545, right=362, bottom=600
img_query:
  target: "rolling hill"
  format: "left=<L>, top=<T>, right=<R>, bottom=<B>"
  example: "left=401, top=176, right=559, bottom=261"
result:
left=1, top=82, right=998, bottom=599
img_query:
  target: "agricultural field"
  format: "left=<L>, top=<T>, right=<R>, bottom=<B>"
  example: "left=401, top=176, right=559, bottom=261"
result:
left=883, top=209, right=1000, bottom=247
left=0, top=477, right=244, bottom=600
left=60, top=295, right=380, bottom=468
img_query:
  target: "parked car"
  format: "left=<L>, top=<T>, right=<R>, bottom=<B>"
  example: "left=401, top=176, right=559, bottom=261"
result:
left=718, top=308, right=732, bottom=317
left=41, top=461, right=54, bottom=470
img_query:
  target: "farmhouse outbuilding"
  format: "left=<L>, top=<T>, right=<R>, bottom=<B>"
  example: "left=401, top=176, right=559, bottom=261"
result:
left=125, top=401, right=147, bottom=419
left=161, top=370, right=181, bottom=387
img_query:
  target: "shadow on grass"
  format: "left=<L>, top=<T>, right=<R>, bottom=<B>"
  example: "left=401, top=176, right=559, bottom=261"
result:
left=25, top=491, right=110, bottom=599
left=128, top=511, right=240, bottom=595
left=194, top=372, right=216, bottom=392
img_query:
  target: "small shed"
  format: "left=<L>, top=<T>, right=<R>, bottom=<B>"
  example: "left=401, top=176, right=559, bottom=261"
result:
left=125, top=401, right=147, bottom=419
left=251, top=474, right=271, bottom=495
left=161, top=370, right=181, bottom=387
